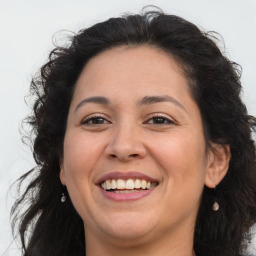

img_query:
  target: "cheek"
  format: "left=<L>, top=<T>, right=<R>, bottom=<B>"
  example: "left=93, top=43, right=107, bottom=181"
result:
left=62, top=132, right=103, bottom=185
left=62, top=133, right=104, bottom=216
left=145, top=131, right=207, bottom=225
left=149, top=131, right=207, bottom=185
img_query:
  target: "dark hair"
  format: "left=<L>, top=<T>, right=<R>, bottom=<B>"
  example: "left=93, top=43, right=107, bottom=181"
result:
left=12, top=7, right=256, bottom=256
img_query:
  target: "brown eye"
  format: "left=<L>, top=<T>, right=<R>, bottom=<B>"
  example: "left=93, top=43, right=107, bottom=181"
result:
left=147, top=116, right=174, bottom=125
left=82, top=117, right=110, bottom=125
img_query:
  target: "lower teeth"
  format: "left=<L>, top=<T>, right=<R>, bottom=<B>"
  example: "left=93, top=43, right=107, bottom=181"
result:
left=110, top=189, right=147, bottom=193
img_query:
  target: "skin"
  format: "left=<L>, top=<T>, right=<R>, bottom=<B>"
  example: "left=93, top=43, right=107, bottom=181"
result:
left=60, top=45, right=230, bottom=256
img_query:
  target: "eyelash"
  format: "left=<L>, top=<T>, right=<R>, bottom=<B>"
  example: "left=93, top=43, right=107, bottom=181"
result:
left=81, top=113, right=175, bottom=126
left=81, top=114, right=110, bottom=125
left=144, top=114, right=175, bottom=125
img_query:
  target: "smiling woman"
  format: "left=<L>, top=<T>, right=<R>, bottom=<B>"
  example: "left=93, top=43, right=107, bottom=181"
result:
left=60, top=46, right=213, bottom=253
left=11, top=7, right=256, bottom=256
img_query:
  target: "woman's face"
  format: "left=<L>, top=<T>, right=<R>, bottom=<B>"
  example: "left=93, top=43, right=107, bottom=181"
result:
left=60, top=46, right=213, bottom=246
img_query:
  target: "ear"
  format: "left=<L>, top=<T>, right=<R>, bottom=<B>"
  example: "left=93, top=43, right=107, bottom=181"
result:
left=204, top=143, right=231, bottom=188
left=59, top=161, right=66, bottom=186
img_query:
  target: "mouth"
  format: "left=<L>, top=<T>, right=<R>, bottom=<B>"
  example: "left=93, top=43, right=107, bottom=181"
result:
left=100, top=178, right=158, bottom=193
left=97, top=172, right=159, bottom=201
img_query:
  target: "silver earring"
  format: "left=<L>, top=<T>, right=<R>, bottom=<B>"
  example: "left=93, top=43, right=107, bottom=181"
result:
left=212, top=201, right=219, bottom=211
left=212, top=182, right=219, bottom=211
left=61, top=193, right=66, bottom=203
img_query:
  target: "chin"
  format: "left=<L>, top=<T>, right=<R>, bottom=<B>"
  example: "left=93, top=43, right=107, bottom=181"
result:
left=94, top=212, right=157, bottom=242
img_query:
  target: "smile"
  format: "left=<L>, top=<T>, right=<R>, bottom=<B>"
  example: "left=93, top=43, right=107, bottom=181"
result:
left=97, top=172, right=159, bottom=201
left=101, top=178, right=158, bottom=193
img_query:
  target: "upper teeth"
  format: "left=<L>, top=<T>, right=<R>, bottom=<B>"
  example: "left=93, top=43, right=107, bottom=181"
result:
left=101, top=179, right=157, bottom=190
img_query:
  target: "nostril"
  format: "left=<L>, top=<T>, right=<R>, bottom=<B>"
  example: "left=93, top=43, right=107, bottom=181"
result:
left=108, top=153, right=139, bottom=160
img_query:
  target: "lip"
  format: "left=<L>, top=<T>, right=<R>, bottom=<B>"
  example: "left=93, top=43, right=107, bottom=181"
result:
left=96, top=171, right=159, bottom=185
left=100, top=186, right=156, bottom=202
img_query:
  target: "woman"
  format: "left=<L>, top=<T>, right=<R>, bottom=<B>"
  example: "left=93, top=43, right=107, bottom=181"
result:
left=12, top=7, right=256, bottom=256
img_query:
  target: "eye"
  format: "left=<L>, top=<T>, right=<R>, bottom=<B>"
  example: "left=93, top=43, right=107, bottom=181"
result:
left=145, top=115, right=175, bottom=125
left=81, top=115, right=110, bottom=125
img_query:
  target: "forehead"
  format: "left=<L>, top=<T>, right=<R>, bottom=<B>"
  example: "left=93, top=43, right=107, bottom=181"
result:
left=85, top=45, right=185, bottom=79
left=73, top=45, right=191, bottom=100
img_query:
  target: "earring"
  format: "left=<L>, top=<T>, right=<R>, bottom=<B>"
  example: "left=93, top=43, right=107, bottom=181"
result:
left=212, top=201, right=219, bottom=211
left=212, top=182, right=219, bottom=211
left=61, top=193, right=66, bottom=203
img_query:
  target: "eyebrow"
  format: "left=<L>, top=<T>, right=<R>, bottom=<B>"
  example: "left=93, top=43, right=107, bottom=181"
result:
left=75, top=96, right=110, bottom=112
left=74, top=95, right=186, bottom=112
left=138, top=95, right=187, bottom=112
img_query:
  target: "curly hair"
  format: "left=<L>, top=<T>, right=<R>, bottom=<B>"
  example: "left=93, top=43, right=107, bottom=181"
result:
left=11, top=7, right=256, bottom=256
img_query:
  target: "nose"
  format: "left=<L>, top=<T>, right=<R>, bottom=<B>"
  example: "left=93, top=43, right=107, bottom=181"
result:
left=105, top=125, right=147, bottom=162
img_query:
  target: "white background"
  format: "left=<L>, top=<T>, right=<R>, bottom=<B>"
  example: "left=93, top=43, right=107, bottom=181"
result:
left=0, top=0, right=255, bottom=255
